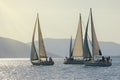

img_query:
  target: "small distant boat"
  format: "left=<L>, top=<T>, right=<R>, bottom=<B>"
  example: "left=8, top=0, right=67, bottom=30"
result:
left=30, top=14, right=54, bottom=65
left=84, top=8, right=112, bottom=67
left=64, top=14, right=84, bottom=64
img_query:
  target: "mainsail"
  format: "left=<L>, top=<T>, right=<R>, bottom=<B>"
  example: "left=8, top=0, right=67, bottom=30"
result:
left=37, top=14, right=47, bottom=58
left=90, top=8, right=102, bottom=57
left=31, top=15, right=39, bottom=61
left=72, top=14, right=83, bottom=57
left=83, top=8, right=102, bottom=59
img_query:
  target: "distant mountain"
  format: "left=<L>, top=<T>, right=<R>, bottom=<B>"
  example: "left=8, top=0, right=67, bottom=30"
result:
left=28, top=38, right=120, bottom=57
left=0, top=37, right=120, bottom=58
left=0, top=37, right=59, bottom=58
left=0, top=37, right=30, bottom=58
left=99, top=42, right=120, bottom=56
left=27, top=38, right=68, bottom=57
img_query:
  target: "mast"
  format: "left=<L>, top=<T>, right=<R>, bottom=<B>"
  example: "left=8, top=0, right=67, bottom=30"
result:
left=31, top=15, right=39, bottom=61
left=37, top=14, right=47, bottom=59
left=72, top=14, right=83, bottom=57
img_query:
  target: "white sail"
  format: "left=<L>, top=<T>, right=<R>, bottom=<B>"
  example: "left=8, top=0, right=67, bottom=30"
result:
left=37, top=14, right=47, bottom=58
left=90, top=8, right=101, bottom=56
left=72, top=14, right=83, bottom=57
left=31, top=16, right=39, bottom=61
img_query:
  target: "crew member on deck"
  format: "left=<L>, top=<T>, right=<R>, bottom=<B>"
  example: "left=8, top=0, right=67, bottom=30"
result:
left=49, top=57, right=52, bottom=61
left=102, top=56, right=105, bottom=62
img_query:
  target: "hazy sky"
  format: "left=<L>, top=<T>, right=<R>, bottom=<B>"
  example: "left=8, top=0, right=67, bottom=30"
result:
left=0, top=0, right=120, bottom=43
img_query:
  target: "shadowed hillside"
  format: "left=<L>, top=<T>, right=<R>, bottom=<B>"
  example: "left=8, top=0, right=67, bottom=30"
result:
left=28, top=38, right=120, bottom=57
left=0, top=37, right=120, bottom=58
left=0, top=37, right=59, bottom=58
left=0, top=37, right=30, bottom=58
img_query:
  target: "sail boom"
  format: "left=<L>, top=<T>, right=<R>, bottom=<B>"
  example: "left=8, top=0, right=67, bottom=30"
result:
left=73, top=56, right=83, bottom=57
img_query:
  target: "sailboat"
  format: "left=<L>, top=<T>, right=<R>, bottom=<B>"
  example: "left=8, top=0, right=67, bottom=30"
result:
left=64, top=14, right=84, bottom=64
left=84, top=8, right=112, bottom=66
left=30, top=14, right=54, bottom=65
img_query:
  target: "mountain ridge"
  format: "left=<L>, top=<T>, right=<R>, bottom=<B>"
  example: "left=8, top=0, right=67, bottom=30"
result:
left=0, top=37, right=120, bottom=58
left=0, top=37, right=59, bottom=58
left=28, top=38, right=120, bottom=57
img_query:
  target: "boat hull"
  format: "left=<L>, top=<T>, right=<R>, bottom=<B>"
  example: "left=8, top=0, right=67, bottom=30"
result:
left=31, top=60, right=54, bottom=66
left=64, top=59, right=84, bottom=64
left=84, top=61, right=112, bottom=67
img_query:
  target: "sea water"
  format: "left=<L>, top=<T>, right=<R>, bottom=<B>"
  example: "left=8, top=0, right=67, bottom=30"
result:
left=0, top=58, right=119, bottom=80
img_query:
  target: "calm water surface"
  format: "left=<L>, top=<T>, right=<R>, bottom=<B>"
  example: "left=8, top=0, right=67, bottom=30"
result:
left=0, top=58, right=119, bottom=80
